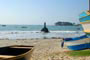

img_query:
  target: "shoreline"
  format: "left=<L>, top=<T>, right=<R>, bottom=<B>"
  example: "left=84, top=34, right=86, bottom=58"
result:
left=0, top=31, right=85, bottom=40
left=0, top=37, right=62, bottom=40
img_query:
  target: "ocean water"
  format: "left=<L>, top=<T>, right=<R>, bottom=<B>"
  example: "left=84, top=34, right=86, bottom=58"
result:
left=0, top=25, right=83, bottom=31
left=0, top=25, right=85, bottom=40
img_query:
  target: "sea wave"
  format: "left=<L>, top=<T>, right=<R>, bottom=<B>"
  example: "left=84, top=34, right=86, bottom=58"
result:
left=0, top=31, right=85, bottom=40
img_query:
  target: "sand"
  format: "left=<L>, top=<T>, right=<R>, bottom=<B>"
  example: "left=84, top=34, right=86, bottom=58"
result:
left=0, top=39, right=90, bottom=60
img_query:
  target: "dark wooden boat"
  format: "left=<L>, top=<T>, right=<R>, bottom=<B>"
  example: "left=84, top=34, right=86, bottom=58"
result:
left=2, top=25, right=6, bottom=27
left=0, top=45, right=34, bottom=60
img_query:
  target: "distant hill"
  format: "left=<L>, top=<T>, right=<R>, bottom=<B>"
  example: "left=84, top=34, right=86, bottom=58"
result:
left=55, top=21, right=76, bottom=26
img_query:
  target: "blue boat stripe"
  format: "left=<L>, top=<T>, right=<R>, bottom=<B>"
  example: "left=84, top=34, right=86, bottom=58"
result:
left=64, top=35, right=88, bottom=42
left=67, top=43, right=90, bottom=50
left=79, top=15, right=90, bottom=22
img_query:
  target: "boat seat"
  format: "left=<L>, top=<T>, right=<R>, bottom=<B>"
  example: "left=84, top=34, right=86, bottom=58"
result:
left=10, top=47, right=33, bottom=49
left=0, top=55, right=16, bottom=58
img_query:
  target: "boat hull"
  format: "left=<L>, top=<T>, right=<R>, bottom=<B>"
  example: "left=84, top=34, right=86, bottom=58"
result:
left=0, top=45, right=34, bottom=60
left=67, top=43, right=90, bottom=50
left=64, top=35, right=90, bottom=50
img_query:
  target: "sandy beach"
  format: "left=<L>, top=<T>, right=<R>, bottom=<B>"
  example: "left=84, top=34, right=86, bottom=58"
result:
left=0, top=39, right=90, bottom=60
left=0, top=0, right=89, bottom=60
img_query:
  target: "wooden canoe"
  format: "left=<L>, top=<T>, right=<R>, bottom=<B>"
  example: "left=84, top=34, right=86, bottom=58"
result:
left=0, top=45, right=34, bottom=60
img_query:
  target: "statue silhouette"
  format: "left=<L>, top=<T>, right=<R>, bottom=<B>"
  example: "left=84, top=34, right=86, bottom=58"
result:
left=41, top=22, right=49, bottom=33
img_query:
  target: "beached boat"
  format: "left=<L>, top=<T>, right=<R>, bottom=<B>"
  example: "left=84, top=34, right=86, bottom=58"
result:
left=0, top=45, right=34, bottom=60
left=62, top=1, right=90, bottom=50
left=63, top=11, right=90, bottom=50
left=63, top=35, right=90, bottom=50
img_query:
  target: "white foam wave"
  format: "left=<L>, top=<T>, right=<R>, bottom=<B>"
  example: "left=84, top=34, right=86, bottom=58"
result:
left=0, top=31, right=85, bottom=40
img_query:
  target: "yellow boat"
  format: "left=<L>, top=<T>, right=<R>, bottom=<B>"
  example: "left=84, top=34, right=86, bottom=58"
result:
left=0, top=45, right=34, bottom=60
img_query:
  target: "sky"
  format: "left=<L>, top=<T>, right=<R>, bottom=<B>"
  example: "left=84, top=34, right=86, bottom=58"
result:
left=0, top=0, right=89, bottom=25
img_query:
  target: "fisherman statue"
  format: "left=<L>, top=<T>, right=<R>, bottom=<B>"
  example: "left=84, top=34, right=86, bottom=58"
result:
left=41, top=22, right=49, bottom=33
